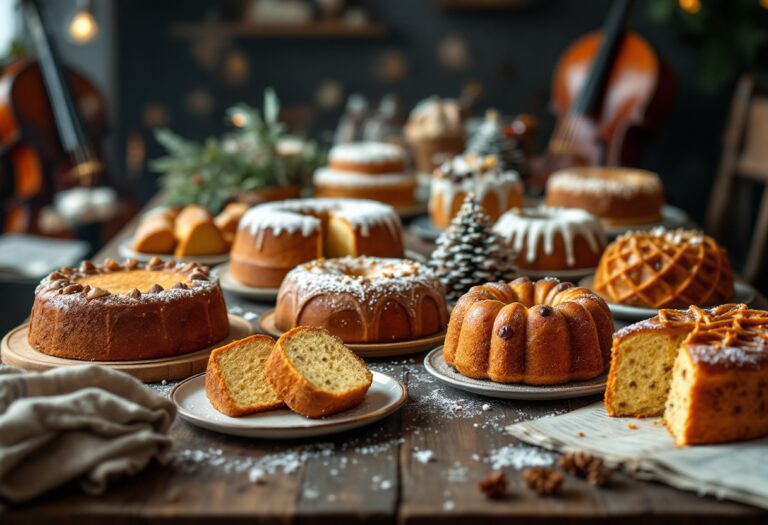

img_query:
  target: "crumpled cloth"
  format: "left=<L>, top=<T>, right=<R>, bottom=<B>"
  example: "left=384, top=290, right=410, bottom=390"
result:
left=0, top=365, right=176, bottom=503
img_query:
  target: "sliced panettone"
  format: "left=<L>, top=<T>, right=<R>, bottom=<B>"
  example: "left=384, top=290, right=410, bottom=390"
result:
left=265, top=326, right=373, bottom=418
left=174, top=205, right=228, bottom=256
left=205, top=334, right=285, bottom=417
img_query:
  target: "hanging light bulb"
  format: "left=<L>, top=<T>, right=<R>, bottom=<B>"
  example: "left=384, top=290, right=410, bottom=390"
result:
left=69, top=0, right=98, bottom=44
left=678, top=0, right=701, bottom=14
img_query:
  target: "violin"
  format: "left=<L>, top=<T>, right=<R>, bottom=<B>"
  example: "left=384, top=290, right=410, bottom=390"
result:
left=531, top=0, right=675, bottom=188
left=0, top=0, right=108, bottom=233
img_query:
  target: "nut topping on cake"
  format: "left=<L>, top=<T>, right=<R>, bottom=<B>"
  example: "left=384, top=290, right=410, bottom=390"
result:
left=104, top=258, right=121, bottom=271
left=62, top=284, right=83, bottom=295
left=127, top=288, right=141, bottom=299
left=172, top=282, right=188, bottom=290
left=148, top=284, right=164, bottom=293
left=86, top=287, right=110, bottom=300
left=147, top=256, right=163, bottom=268
left=124, top=258, right=139, bottom=270
left=80, top=260, right=96, bottom=273
left=190, top=271, right=208, bottom=281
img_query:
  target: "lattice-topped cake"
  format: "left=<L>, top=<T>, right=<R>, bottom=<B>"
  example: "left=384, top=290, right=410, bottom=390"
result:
left=545, top=167, right=664, bottom=226
left=274, top=256, right=448, bottom=343
left=29, top=257, right=229, bottom=361
left=593, top=227, right=734, bottom=308
left=493, top=206, right=606, bottom=271
left=606, top=304, right=768, bottom=445
left=230, top=198, right=404, bottom=288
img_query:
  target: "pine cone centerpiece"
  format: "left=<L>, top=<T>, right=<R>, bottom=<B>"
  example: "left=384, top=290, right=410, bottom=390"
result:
left=429, top=193, right=517, bottom=301
left=467, top=109, right=527, bottom=178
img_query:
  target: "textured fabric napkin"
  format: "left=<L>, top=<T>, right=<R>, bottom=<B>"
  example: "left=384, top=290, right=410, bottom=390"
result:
left=0, top=365, right=176, bottom=503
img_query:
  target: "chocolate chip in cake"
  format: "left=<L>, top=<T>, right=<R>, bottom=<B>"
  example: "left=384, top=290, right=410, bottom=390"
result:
left=498, top=325, right=514, bottom=340
left=539, top=306, right=554, bottom=317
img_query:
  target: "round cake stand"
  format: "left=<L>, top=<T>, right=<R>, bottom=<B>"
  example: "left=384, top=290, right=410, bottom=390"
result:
left=0, top=314, right=252, bottom=382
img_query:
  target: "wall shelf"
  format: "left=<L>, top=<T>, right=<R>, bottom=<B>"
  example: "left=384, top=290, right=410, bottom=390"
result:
left=170, top=20, right=389, bottom=40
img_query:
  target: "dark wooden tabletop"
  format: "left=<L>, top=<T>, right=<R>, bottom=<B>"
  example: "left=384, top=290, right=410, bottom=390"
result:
left=3, top=210, right=767, bottom=525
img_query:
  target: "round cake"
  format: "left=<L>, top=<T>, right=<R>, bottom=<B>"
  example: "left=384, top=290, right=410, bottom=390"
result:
left=230, top=198, right=405, bottom=289
left=493, top=207, right=606, bottom=271
left=593, top=227, right=734, bottom=309
left=430, top=154, right=523, bottom=228
left=313, top=142, right=417, bottom=208
left=28, top=257, right=229, bottom=361
left=545, top=167, right=664, bottom=226
left=444, top=277, right=613, bottom=385
left=274, top=256, right=449, bottom=343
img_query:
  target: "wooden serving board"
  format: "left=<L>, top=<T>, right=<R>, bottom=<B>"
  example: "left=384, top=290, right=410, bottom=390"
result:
left=258, top=310, right=445, bottom=358
left=0, top=314, right=252, bottom=382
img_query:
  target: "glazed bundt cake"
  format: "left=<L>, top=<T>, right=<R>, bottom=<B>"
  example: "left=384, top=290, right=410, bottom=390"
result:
left=606, top=304, right=768, bottom=446
left=594, top=227, right=734, bottom=309
left=444, top=277, right=613, bottom=385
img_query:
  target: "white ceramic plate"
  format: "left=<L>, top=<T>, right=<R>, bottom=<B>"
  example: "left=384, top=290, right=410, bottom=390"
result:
left=171, top=371, right=407, bottom=438
left=579, top=275, right=757, bottom=321
left=424, top=347, right=607, bottom=400
left=602, top=205, right=689, bottom=237
left=118, top=240, right=229, bottom=266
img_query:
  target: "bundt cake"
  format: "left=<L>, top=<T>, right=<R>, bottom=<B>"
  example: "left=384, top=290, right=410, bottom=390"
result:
left=429, top=153, right=523, bottom=228
left=444, top=277, right=613, bottom=385
left=545, top=167, right=664, bottom=226
left=266, top=326, right=373, bottom=418
left=229, top=198, right=404, bottom=289
left=205, top=334, right=284, bottom=417
left=275, top=256, right=448, bottom=343
left=593, top=227, right=734, bottom=309
left=28, top=257, right=229, bottom=361
left=493, top=206, right=606, bottom=271
left=606, top=304, right=768, bottom=446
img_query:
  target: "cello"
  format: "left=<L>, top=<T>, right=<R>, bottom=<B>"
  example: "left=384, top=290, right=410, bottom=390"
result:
left=530, top=0, right=675, bottom=188
left=0, top=0, right=108, bottom=233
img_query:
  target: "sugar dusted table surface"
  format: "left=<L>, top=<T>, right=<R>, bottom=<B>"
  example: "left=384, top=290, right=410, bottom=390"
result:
left=3, top=211, right=767, bottom=525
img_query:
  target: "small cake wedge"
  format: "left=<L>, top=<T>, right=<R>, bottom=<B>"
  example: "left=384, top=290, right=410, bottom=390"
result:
left=266, top=326, right=373, bottom=418
left=205, top=334, right=285, bottom=417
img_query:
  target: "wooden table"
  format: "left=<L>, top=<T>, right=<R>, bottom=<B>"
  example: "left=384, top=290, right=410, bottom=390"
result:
left=3, top=213, right=767, bottom=524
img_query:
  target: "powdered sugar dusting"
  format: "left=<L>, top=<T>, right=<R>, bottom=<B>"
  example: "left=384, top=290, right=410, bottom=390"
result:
left=548, top=168, right=661, bottom=197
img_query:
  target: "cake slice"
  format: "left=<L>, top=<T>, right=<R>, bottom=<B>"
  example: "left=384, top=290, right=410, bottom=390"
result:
left=132, top=212, right=176, bottom=254
left=205, top=335, right=285, bottom=417
left=174, top=205, right=228, bottom=257
left=265, top=326, right=373, bottom=418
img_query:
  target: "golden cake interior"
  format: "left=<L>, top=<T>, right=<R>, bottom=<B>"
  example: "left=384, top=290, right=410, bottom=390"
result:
left=281, top=328, right=370, bottom=394
left=211, top=336, right=282, bottom=411
left=75, top=269, right=191, bottom=294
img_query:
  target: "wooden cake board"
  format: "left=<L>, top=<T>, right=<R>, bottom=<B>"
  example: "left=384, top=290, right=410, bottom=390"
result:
left=0, top=314, right=252, bottom=383
left=258, top=310, right=445, bottom=358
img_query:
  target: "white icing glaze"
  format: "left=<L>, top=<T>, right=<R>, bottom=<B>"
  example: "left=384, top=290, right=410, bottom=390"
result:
left=493, top=206, right=605, bottom=267
left=405, top=96, right=463, bottom=140
left=429, top=155, right=522, bottom=219
left=313, top=168, right=416, bottom=187
left=329, top=142, right=405, bottom=165
left=239, top=198, right=402, bottom=250
left=547, top=168, right=662, bottom=197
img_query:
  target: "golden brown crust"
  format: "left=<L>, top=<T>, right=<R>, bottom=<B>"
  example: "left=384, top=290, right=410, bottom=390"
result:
left=28, top=258, right=229, bottom=361
left=265, top=327, right=372, bottom=418
left=205, top=335, right=285, bottom=417
left=444, top=277, right=612, bottom=385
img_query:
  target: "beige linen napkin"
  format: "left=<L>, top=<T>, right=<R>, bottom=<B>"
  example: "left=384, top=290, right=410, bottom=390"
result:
left=0, top=365, right=176, bottom=503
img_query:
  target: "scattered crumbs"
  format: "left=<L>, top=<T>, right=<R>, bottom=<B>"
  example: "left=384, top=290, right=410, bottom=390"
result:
left=578, top=431, right=585, bottom=438
left=652, top=419, right=664, bottom=426
left=248, top=467, right=265, bottom=484
left=487, top=444, right=555, bottom=471
left=413, top=450, right=434, bottom=464
left=628, top=423, right=638, bottom=430
left=443, top=500, right=455, bottom=511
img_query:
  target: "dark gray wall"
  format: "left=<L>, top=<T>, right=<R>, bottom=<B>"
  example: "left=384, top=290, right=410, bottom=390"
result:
left=114, top=0, right=736, bottom=225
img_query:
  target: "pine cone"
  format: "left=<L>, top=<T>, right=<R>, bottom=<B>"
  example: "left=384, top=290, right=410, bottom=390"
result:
left=523, top=467, right=563, bottom=496
left=478, top=471, right=507, bottom=499
left=558, top=452, right=612, bottom=486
